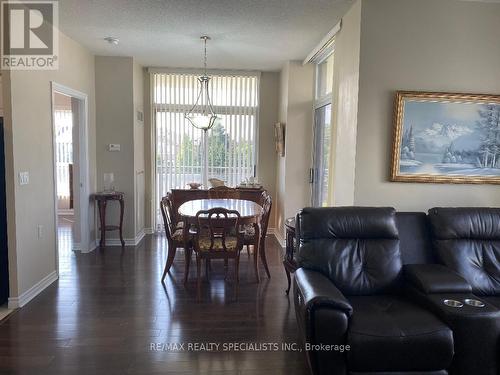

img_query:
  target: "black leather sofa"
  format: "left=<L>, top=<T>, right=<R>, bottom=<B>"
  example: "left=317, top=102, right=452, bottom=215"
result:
left=293, top=207, right=500, bottom=375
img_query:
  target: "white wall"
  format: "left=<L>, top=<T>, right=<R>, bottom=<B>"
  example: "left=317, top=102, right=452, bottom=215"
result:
left=3, top=32, right=96, bottom=301
left=354, top=0, right=500, bottom=211
left=275, top=61, right=314, bottom=238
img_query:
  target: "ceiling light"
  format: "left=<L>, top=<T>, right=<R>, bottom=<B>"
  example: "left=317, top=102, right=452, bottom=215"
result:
left=184, top=36, right=219, bottom=132
left=104, top=37, right=119, bottom=45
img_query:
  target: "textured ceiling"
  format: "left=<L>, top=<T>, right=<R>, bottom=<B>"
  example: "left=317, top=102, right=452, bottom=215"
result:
left=59, top=0, right=354, bottom=71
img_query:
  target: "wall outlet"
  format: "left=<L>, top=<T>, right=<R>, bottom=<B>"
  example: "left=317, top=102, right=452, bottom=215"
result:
left=37, top=225, right=43, bottom=239
left=108, top=144, right=121, bottom=152
left=19, top=171, right=29, bottom=185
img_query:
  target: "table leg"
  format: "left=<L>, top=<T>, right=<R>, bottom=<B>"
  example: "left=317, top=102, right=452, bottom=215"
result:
left=253, top=223, right=260, bottom=283
left=119, top=198, right=125, bottom=247
left=98, top=200, right=107, bottom=247
left=183, top=223, right=191, bottom=284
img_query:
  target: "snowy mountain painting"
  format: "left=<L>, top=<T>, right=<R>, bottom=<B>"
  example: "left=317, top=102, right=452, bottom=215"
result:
left=393, top=93, right=500, bottom=183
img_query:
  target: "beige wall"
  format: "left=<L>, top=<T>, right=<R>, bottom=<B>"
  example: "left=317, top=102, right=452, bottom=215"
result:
left=258, top=72, right=280, bottom=229
left=275, top=61, right=314, bottom=238
left=133, top=62, right=145, bottom=234
left=354, top=0, right=500, bottom=211
left=329, top=0, right=361, bottom=206
left=95, top=56, right=146, bottom=240
left=3, top=32, right=96, bottom=298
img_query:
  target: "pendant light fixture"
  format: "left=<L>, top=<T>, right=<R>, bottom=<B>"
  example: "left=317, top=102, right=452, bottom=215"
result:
left=185, top=36, right=219, bottom=131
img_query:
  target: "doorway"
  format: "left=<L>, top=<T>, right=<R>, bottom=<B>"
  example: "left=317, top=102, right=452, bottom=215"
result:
left=51, top=83, right=90, bottom=275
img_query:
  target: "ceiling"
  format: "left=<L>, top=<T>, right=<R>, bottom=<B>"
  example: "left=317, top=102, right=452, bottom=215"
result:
left=58, top=0, right=353, bottom=71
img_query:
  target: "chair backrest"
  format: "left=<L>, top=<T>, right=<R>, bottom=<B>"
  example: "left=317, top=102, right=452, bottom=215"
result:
left=296, top=207, right=402, bottom=296
left=428, top=207, right=500, bottom=296
left=170, top=189, right=209, bottom=221
left=259, top=191, right=272, bottom=239
left=160, top=193, right=176, bottom=240
left=195, top=207, right=241, bottom=252
left=208, top=186, right=239, bottom=199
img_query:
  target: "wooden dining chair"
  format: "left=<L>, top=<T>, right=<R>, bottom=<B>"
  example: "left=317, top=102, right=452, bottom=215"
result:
left=160, top=193, right=191, bottom=282
left=243, top=191, right=272, bottom=278
left=191, top=208, right=244, bottom=287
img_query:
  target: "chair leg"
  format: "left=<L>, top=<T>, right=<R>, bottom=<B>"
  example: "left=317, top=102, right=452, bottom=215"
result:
left=205, top=259, right=210, bottom=282
left=196, top=254, right=201, bottom=288
left=260, top=240, right=271, bottom=279
left=224, top=258, right=229, bottom=280
left=247, top=245, right=251, bottom=258
left=235, top=254, right=240, bottom=283
left=162, top=241, right=176, bottom=282
left=184, top=248, right=191, bottom=284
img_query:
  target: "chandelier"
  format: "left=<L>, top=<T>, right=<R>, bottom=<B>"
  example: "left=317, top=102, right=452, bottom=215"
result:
left=184, top=36, right=219, bottom=131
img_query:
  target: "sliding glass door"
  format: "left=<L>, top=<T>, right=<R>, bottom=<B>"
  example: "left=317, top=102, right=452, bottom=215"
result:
left=311, top=53, right=333, bottom=207
left=312, top=104, right=331, bottom=207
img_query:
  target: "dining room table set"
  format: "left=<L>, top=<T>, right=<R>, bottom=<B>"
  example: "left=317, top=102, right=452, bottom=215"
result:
left=160, top=186, right=272, bottom=286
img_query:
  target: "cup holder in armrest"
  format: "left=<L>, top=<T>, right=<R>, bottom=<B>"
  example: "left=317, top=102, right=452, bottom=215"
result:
left=443, top=299, right=464, bottom=308
left=464, top=299, right=485, bottom=308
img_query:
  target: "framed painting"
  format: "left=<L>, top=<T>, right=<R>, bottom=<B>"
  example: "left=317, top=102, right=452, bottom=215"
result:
left=274, top=122, right=285, bottom=157
left=390, top=91, right=500, bottom=184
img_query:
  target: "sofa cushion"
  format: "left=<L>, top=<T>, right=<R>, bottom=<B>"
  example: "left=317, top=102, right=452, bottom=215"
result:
left=347, top=296, right=454, bottom=372
left=297, top=207, right=402, bottom=296
left=428, top=208, right=500, bottom=296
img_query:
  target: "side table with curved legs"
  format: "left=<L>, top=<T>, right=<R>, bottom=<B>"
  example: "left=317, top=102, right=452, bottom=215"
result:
left=94, top=192, right=125, bottom=248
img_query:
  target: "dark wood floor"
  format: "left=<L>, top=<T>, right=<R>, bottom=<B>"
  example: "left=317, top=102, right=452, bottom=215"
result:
left=0, top=234, right=309, bottom=375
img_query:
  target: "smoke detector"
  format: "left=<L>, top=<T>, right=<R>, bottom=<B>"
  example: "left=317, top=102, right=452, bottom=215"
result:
left=104, top=37, right=119, bottom=45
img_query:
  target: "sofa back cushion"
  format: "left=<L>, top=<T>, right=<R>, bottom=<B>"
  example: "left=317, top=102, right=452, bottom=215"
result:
left=296, top=207, right=402, bottom=296
left=428, top=207, right=500, bottom=296
left=396, top=212, right=436, bottom=265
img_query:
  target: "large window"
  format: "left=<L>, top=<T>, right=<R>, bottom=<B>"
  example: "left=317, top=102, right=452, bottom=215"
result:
left=311, top=53, right=333, bottom=207
left=153, top=71, right=259, bottom=226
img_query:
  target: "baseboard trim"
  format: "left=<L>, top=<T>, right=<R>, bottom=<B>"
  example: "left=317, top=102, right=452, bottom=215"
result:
left=144, top=227, right=154, bottom=235
left=99, top=229, right=147, bottom=247
left=8, top=271, right=58, bottom=309
left=270, top=227, right=286, bottom=247
left=57, top=209, right=74, bottom=216
left=72, top=242, right=81, bottom=251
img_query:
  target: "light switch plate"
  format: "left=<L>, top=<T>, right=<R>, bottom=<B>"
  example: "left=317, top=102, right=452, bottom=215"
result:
left=19, top=171, right=29, bottom=185
left=108, top=144, right=121, bottom=152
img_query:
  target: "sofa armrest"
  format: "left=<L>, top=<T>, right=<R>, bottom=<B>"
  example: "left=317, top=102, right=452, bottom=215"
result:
left=295, top=268, right=353, bottom=315
left=404, top=264, right=472, bottom=294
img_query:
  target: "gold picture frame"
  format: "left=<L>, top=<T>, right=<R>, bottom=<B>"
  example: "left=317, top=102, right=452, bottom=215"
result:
left=390, top=91, right=500, bottom=184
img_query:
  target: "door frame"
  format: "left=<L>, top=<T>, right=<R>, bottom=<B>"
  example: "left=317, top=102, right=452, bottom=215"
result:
left=50, top=82, right=91, bottom=271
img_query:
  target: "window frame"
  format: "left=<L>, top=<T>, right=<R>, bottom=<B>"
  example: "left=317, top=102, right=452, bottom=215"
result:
left=150, top=70, right=261, bottom=229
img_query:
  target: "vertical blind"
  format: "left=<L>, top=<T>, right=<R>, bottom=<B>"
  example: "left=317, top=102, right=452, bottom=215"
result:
left=153, top=71, right=260, bottom=227
left=55, top=110, right=73, bottom=200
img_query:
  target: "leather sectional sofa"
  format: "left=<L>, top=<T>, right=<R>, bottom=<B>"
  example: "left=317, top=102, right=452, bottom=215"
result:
left=293, top=207, right=500, bottom=375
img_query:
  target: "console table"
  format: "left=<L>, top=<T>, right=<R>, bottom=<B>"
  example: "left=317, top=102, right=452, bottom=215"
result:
left=284, top=217, right=298, bottom=294
left=94, top=191, right=125, bottom=247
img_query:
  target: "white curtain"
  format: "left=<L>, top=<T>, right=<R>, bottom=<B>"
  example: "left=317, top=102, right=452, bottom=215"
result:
left=55, top=110, right=73, bottom=200
left=152, top=71, right=260, bottom=227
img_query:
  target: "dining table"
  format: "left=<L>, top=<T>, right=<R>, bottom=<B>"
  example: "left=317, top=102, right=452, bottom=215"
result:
left=178, top=198, right=264, bottom=282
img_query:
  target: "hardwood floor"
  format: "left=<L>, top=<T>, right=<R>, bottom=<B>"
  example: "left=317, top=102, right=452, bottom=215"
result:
left=0, top=234, right=309, bottom=375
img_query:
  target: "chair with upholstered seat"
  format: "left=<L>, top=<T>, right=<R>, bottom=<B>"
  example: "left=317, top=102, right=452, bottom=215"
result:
left=160, top=193, right=191, bottom=283
left=191, top=207, right=244, bottom=286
